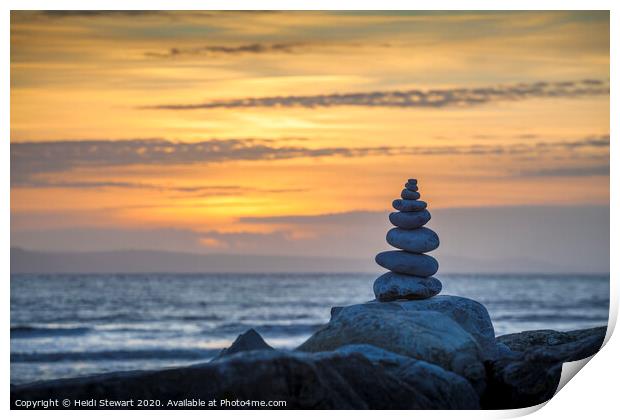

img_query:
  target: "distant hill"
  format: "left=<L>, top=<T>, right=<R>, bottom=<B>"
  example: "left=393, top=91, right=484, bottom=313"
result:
left=10, top=248, right=377, bottom=274
left=11, top=247, right=603, bottom=275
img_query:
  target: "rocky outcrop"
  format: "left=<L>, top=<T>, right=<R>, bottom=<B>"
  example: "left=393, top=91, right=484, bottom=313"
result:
left=483, top=351, right=563, bottom=409
left=215, top=328, right=273, bottom=360
left=483, top=327, right=606, bottom=409
left=496, top=327, right=606, bottom=358
left=331, top=295, right=497, bottom=361
left=390, top=296, right=497, bottom=360
left=297, top=303, right=486, bottom=392
left=11, top=348, right=475, bottom=410
left=326, top=344, right=480, bottom=409
left=10, top=326, right=606, bottom=410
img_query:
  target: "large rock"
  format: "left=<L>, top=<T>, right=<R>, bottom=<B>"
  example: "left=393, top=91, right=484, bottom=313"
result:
left=297, top=304, right=486, bottom=391
left=388, top=296, right=497, bottom=360
left=331, top=297, right=497, bottom=360
left=375, top=250, right=439, bottom=277
left=11, top=348, right=478, bottom=409
left=389, top=210, right=431, bottom=229
left=482, top=326, right=607, bottom=409
left=373, top=272, right=442, bottom=301
left=483, top=350, right=562, bottom=409
left=11, top=321, right=607, bottom=410
left=216, top=329, right=273, bottom=360
left=497, top=327, right=606, bottom=357
left=327, top=344, right=480, bottom=409
left=386, top=227, right=440, bottom=253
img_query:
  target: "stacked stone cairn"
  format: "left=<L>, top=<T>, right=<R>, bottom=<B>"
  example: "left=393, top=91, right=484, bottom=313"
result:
left=374, top=178, right=442, bottom=301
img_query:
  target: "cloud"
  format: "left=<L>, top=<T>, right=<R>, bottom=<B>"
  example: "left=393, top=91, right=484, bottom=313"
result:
left=14, top=180, right=160, bottom=190
left=11, top=135, right=609, bottom=187
left=10, top=205, right=610, bottom=272
left=37, top=11, right=163, bottom=18
left=9, top=138, right=390, bottom=186
left=239, top=211, right=385, bottom=225
left=10, top=225, right=357, bottom=256
left=198, top=230, right=300, bottom=251
left=518, top=164, right=610, bottom=177
left=11, top=227, right=208, bottom=254
left=231, top=206, right=611, bottom=272
left=145, top=43, right=300, bottom=58
left=11, top=178, right=308, bottom=195
left=144, top=79, right=609, bottom=110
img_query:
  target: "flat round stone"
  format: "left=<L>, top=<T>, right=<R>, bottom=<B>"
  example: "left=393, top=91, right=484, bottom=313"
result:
left=401, top=189, right=420, bottom=200
left=407, top=178, right=418, bottom=184
left=389, top=210, right=431, bottom=229
left=392, top=199, right=427, bottom=212
left=405, top=182, right=419, bottom=192
left=375, top=251, right=439, bottom=277
left=386, top=227, right=440, bottom=253
left=373, top=272, right=442, bottom=301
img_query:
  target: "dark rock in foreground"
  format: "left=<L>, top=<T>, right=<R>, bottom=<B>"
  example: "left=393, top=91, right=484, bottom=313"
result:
left=11, top=349, right=473, bottom=410
left=327, top=344, right=480, bottom=409
left=496, top=327, right=607, bottom=357
left=10, top=326, right=606, bottom=410
left=215, top=328, right=273, bottom=360
left=483, top=327, right=606, bottom=409
left=330, top=295, right=497, bottom=360
left=297, top=303, right=487, bottom=391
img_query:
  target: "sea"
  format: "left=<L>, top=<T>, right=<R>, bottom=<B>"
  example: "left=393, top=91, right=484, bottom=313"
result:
left=10, top=273, right=610, bottom=385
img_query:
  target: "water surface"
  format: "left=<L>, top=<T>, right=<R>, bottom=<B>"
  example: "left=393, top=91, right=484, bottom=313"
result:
left=11, top=273, right=609, bottom=384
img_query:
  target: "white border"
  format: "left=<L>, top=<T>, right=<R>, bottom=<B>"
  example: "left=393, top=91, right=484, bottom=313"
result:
left=3, top=1, right=616, bottom=419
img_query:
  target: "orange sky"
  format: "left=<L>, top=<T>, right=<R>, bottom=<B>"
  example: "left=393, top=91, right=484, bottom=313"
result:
left=10, top=11, right=609, bottom=257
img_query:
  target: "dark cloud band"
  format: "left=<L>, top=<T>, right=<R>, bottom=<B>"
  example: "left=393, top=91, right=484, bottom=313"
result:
left=11, top=136, right=609, bottom=188
left=144, top=79, right=609, bottom=110
left=145, top=43, right=300, bottom=58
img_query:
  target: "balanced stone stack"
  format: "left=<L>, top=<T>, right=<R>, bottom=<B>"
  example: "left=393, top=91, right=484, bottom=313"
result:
left=374, top=178, right=442, bottom=301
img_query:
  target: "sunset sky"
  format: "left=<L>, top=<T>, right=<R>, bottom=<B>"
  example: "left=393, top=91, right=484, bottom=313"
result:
left=10, top=11, right=610, bottom=272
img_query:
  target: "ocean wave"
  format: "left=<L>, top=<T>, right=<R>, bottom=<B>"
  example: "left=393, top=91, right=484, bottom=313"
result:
left=11, top=348, right=220, bottom=363
left=493, top=314, right=609, bottom=323
left=177, top=315, right=224, bottom=321
left=10, top=326, right=91, bottom=339
left=238, top=314, right=313, bottom=321
left=210, top=322, right=325, bottom=336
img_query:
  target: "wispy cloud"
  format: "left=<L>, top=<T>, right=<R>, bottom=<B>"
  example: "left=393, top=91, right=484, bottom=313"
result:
left=518, top=164, right=610, bottom=178
left=14, top=180, right=158, bottom=190
left=239, top=211, right=384, bottom=225
left=9, top=179, right=238, bottom=193
left=145, top=43, right=300, bottom=58
left=10, top=138, right=391, bottom=182
left=37, top=10, right=163, bottom=18
left=144, top=79, right=609, bottom=110
left=11, top=178, right=308, bottom=195
left=11, top=227, right=208, bottom=254
left=11, top=135, right=610, bottom=187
